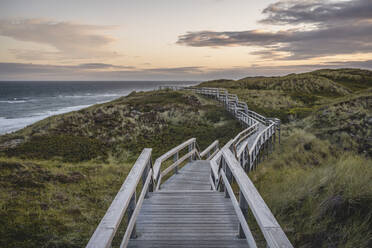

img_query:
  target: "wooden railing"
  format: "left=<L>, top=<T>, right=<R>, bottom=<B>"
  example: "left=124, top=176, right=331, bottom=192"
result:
left=86, top=149, right=153, bottom=248
left=160, top=86, right=281, bottom=172
left=199, top=139, right=219, bottom=160
left=86, top=139, right=220, bottom=248
left=208, top=127, right=292, bottom=247
left=215, top=145, right=293, bottom=248
left=153, top=138, right=199, bottom=190
left=87, top=86, right=292, bottom=248
left=160, top=86, right=293, bottom=247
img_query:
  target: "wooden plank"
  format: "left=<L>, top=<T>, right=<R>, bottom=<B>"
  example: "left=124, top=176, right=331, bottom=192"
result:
left=128, top=240, right=248, bottom=248
left=210, top=151, right=222, bottom=180
left=128, top=190, right=244, bottom=247
left=207, top=148, right=220, bottom=160
left=200, top=140, right=219, bottom=158
left=153, top=138, right=196, bottom=180
left=160, top=160, right=212, bottom=191
left=210, top=175, right=216, bottom=191
left=120, top=170, right=153, bottom=248
left=86, top=148, right=152, bottom=248
left=220, top=170, right=257, bottom=248
left=159, top=149, right=195, bottom=180
left=222, top=148, right=293, bottom=248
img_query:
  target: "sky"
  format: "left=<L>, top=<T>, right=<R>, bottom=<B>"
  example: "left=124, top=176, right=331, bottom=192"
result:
left=0, top=0, right=371, bottom=80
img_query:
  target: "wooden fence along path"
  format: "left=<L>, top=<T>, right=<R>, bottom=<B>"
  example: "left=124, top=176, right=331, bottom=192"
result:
left=86, top=87, right=293, bottom=248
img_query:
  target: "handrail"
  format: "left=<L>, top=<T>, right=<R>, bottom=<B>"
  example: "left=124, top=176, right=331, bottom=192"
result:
left=200, top=140, right=219, bottom=158
left=220, top=148, right=293, bottom=248
left=153, top=138, right=196, bottom=182
left=206, top=148, right=220, bottom=160
left=220, top=169, right=257, bottom=248
left=164, top=85, right=281, bottom=172
left=86, top=148, right=153, bottom=248
left=156, top=149, right=197, bottom=190
left=231, top=123, right=259, bottom=156
left=120, top=169, right=153, bottom=248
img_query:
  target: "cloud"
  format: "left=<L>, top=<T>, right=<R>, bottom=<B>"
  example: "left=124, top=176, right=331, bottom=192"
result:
left=177, top=30, right=290, bottom=47
left=0, top=60, right=371, bottom=81
left=77, top=63, right=134, bottom=70
left=260, top=0, right=372, bottom=25
left=0, top=62, right=134, bottom=76
left=0, top=19, right=119, bottom=60
left=177, top=0, right=372, bottom=60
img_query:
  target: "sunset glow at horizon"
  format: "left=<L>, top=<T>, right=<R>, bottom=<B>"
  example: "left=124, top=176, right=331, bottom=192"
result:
left=0, top=0, right=371, bottom=80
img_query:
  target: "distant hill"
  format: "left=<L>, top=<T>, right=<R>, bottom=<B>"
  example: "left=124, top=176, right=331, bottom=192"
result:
left=200, top=68, right=372, bottom=93
left=200, top=68, right=372, bottom=247
left=199, top=68, right=372, bottom=123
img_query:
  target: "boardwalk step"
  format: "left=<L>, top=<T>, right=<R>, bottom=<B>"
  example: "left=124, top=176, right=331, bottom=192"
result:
left=128, top=161, right=246, bottom=247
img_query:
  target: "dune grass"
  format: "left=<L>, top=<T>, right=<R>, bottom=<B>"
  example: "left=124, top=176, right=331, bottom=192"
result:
left=0, top=90, right=242, bottom=248
left=0, top=69, right=371, bottom=247
left=251, top=129, right=372, bottom=247
left=0, top=157, right=131, bottom=248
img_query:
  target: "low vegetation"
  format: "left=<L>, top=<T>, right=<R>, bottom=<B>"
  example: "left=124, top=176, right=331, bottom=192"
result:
left=201, top=68, right=372, bottom=247
left=200, top=68, right=372, bottom=123
left=251, top=129, right=372, bottom=247
left=0, top=90, right=241, bottom=247
left=1, top=68, right=371, bottom=247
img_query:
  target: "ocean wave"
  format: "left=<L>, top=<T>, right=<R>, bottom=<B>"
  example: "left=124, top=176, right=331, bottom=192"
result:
left=0, top=104, right=93, bottom=135
left=0, top=98, right=30, bottom=103
left=0, top=100, right=27, bottom=104
left=57, top=93, right=124, bottom=99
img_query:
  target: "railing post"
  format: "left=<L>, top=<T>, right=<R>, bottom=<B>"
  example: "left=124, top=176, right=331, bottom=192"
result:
left=143, top=160, right=152, bottom=198
left=238, top=190, right=248, bottom=238
left=128, top=193, right=137, bottom=238
left=224, top=163, right=232, bottom=198
left=189, top=143, right=193, bottom=162
left=147, top=160, right=153, bottom=197
left=218, top=158, right=225, bottom=193
left=174, top=152, right=179, bottom=174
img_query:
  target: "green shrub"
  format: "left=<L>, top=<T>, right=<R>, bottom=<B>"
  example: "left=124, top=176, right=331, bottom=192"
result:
left=5, top=135, right=107, bottom=162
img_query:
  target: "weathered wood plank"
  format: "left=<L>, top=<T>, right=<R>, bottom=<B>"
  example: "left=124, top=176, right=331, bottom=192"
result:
left=222, top=148, right=293, bottom=248
left=120, top=170, right=153, bottom=248
left=200, top=140, right=219, bottom=158
left=220, top=170, right=257, bottom=248
left=128, top=240, right=248, bottom=248
left=86, top=148, right=152, bottom=248
left=153, top=138, right=196, bottom=181
left=128, top=159, right=246, bottom=248
left=159, top=149, right=196, bottom=179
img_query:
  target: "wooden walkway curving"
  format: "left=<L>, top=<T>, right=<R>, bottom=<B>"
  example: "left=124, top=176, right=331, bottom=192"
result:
left=128, top=160, right=247, bottom=248
left=86, top=87, right=293, bottom=248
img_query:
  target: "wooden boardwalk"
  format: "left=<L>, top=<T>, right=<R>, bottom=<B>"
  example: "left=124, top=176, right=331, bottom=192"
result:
left=128, top=160, right=247, bottom=248
left=160, top=160, right=211, bottom=191
left=86, top=87, right=293, bottom=248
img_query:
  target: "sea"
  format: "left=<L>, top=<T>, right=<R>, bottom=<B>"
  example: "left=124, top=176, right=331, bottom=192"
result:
left=0, top=81, right=197, bottom=135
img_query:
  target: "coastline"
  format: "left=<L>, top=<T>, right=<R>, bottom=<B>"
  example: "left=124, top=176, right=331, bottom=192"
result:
left=0, top=81, right=198, bottom=135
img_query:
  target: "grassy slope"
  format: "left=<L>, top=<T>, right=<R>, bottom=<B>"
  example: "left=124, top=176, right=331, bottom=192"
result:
left=200, top=68, right=372, bottom=247
left=1, top=68, right=371, bottom=247
left=0, top=90, right=242, bottom=248
left=200, top=68, right=372, bottom=122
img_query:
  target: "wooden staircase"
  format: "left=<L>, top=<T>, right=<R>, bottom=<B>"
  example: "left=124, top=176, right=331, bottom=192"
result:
left=128, top=161, right=247, bottom=247
left=86, top=87, right=292, bottom=248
